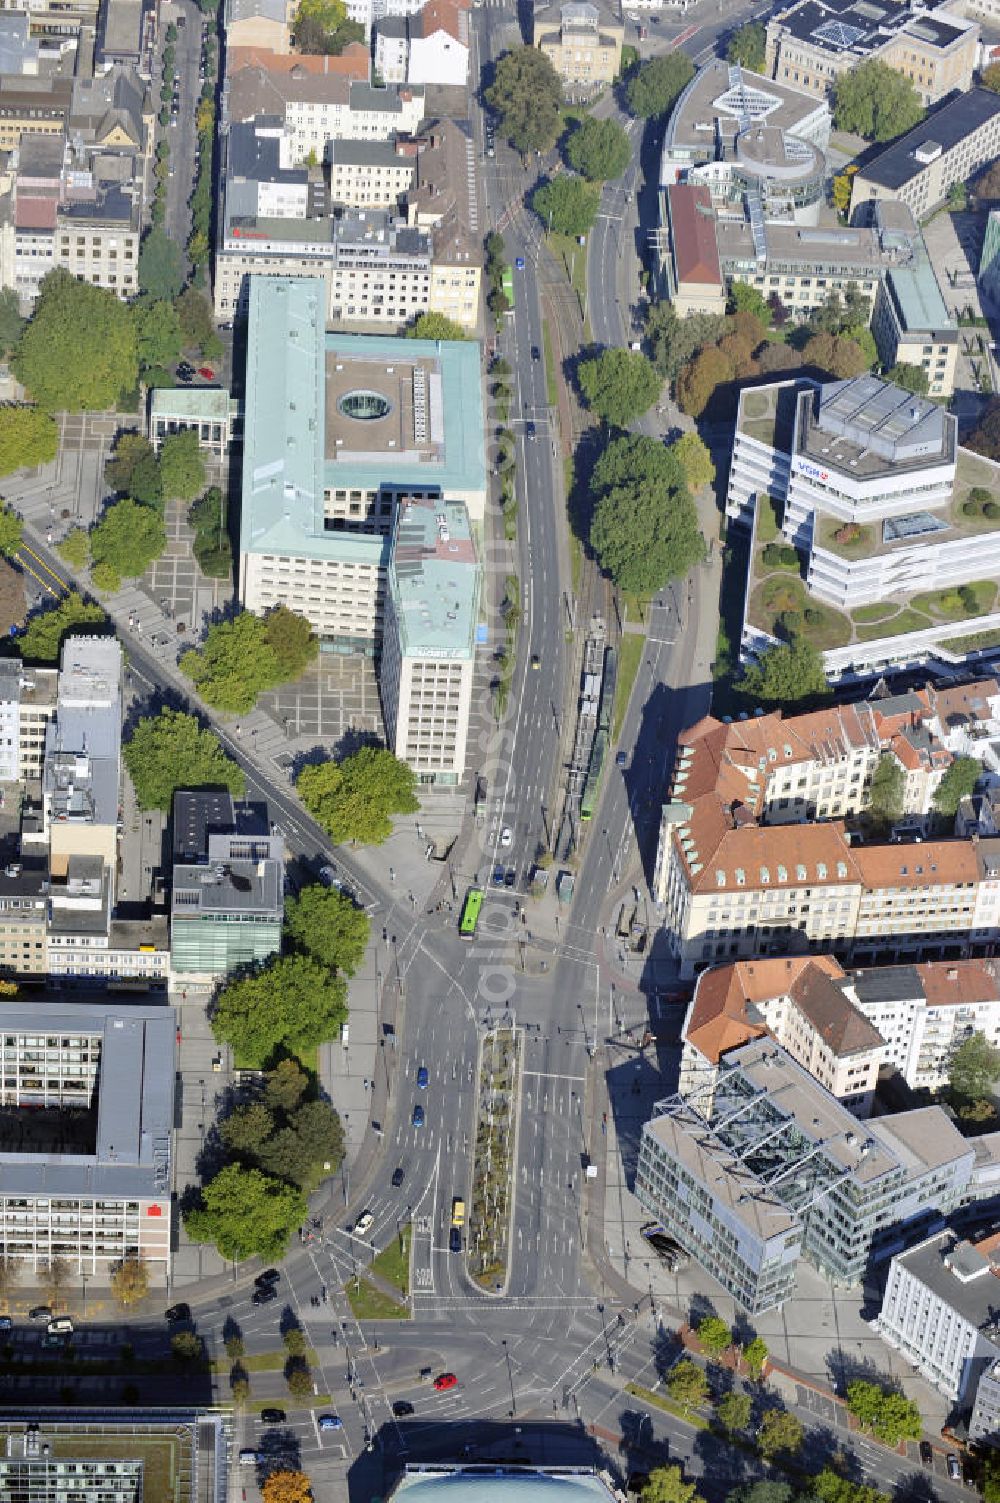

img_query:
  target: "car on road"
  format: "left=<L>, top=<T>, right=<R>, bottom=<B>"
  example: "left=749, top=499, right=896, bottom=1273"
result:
left=319, top=864, right=342, bottom=890
left=47, top=1317, right=74, bottom=1335
left=255, top=1269, right=280, bottom=1288
left=239, top=1450, right=259, bottom=1466
left=500, top=827, right=512, bottom=848
left=433, top=1372, right=458, bottom=1391
left=391, top=1165, right=406, bottom=1188
left=252, top=1285, right=278, bottom=1306
left=416, top=1065, right=429, bottom=1089
left=526, top=421, right=536, bottom=440
left=449, top=1226, right=462, bottom=1253
left=531, top=346, right=540, bottom=361
left=165, top=1303, right=190, bottom=1323
left=919, top=1442, right=934, bottom=1467
left=197, top=366, right=215, bottom=379
left=504, top=868, right=516, bottom=888
left=318, top=1414, right=342, bottom=1431
left=947, top=1455, right=961, bottom=1482
left=353, top=1211, right=374, bottom=1237
left=493, top=865, right=505, bottom=885
left=28, top=1306, right=51, bottom=1321
left=260, top=1409, right=286, bottom=1424
left=531, top=654, right=540, bottom=669
left=392, top=1400, right=414, bottom=1417
left=412, top=1102, right=425, bottom=1127
left=515, top=257, right=525, bottom=270
left=616, top=751, right=627, bottom=769
left=0, top=1315, right=12, bottom=1331
left=486, top=140, right=495, bottom=157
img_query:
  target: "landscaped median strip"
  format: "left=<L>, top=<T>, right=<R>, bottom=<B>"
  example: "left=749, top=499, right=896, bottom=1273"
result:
left=624, top=1381, right=710, bottom=1430
left=209, top=1347, right=320, bottom=1374
left=344, top=1276, right=409, bottom=1320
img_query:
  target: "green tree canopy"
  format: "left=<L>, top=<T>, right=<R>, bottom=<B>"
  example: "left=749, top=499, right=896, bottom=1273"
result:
left=105, top=433, right=163, bottom=509
left=294, top=0, right=363, bottom=52
left=868, top=752, right=905, bottom=829
left=0, top=506, right=21, bottom=560
left=566, top=116, right=631, bottom=181
left=726, top=21, right=766, bottom=72
left=645, top=301, right=727, bottom=382
left=89, top=498, right=165, bottom=581
left=184, top=1162, right=307, bottom=1262
left=297, top=746, right=419, bottom=845
left=405, top=311, right=467, bottom=341
left=665, top=1360, right=708, bottom=1412
left=257, top=1099, right=345, bottom=1190
left=886, top=361, right=929, bottom=395
left=810, top=1471, right=890, bottom=1503
left=845, top=1380, right=922, bottom=1445
left=180, top=606, right=317, bottom=714
left=728, top=1485, right=792, bottom=1503
left=0, top=287, right=24, bottom=357
left=982, top=62, right=1000, bottom=93
left=676, top=345, right=734, bottom=418
left=578, top=347, right=661, bottom=428
left=211, top=953, right=348, bottom=1065
left=0, top=406, right=57, bottom=478
left=757, top=1408, right=803, bottom=1460
left=742, top=1335, right=768, bottom=1380
left=933, top=755, right=980, bottom=816
left=13, top=268, right=138, bottom=412
left=138, top=228, right=186, bottom=302
left=57, top=528, right=90, bottom=570
left=716, top=1390, right=752, bottom=1435
left=219, top=1102, right=275, bottom=1155
left=136, top=299, right=184, bottom=375
left=263, top=604, right=320, bottom=680
left=175, top=287, right=223, bottom=359
left=729, top=280, right=770, bottom=323
left=486, top=47, right=564, bottom=153
left=669, top=432, right=715, bottom=492
left=18, top=592, right=106, bottom=663
left=589, top=434, right=704, bottom=595
left=832, top=59, right=924, bottom=141
left=531, top=175, right=601, bottom=237
left=948, top=1030, right=1000, bottom=1104
left=285, top=883, right=370, bottom=975
left=266, top=1058, right=311, bottom=1114
left=642, top=1467, right=705, bottom=1503
left=123, top=708, right=245, bottom=810
left=626, top=51, right=695, bottom=119
left=696, top=1315, right=732, bottom=1356
left=737, top=638, right=829, bottom=710
left=159, top=428, right=206, bottom=501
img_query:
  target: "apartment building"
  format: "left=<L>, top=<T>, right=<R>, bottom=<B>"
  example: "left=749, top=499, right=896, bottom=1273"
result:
left=850, top=87, right=1000, bottom=220
left=0, top=75, right=72, bottom=150
left=224, top=0, right=292, bottom=53
left=0, top=658, right=57, bottom=782
left=0, top=999, right=174, bottom=1279
left=380, top=497, right=480, bottom=785
left=170, top=791, right=284, bottom=977
left=326, top=137, right=416, bottom=208
left=765, top=0, right=978, bottom=106
left=637, top=1038, right=976, bottom=1312
left=533, top=0, right=624, bottom=89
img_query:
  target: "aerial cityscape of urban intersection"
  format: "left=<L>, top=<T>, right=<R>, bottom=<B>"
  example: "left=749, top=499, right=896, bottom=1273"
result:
left=11, top=0, right=1000, bottom=1497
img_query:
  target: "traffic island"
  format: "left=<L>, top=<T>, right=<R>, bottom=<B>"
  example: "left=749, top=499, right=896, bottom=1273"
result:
left=466, top=1024, right=522, bottom=1291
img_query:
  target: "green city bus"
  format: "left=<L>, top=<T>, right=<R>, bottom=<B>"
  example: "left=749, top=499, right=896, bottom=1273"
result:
left=459, top=887, right=485, bottom=939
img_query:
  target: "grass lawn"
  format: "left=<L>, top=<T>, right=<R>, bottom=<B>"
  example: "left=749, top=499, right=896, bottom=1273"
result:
left=749, top=574, right=851, bottom=651
left=851, top=602, right=897, bottom=623
left=344, top=1277, right=410, bottom=1321
left=625, top=1382, right=710, bottom=1430
left=210, top=1347, right=319, bottom=1374
left=542, top=323, right=558, bottom=409
left=613, top=634, right=644, bottom=743
left=755, top=493, right=780, bottom=543
left=371, top=1223, right=411, bottom=1296
left=621, top=591, right=650, bottom=624
left=943, top=626, right=1000, bottom=652
left=911, top=581, right=997, bottom=620
left=548, top=231, right=588, bottom=314
left=232, top=1043, right=318, bottom=1073
left=855, top=607, right=931, bottom=642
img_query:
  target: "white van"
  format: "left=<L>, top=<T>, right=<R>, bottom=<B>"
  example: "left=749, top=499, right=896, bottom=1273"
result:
left=46, top=1317, right=74, bottom=1335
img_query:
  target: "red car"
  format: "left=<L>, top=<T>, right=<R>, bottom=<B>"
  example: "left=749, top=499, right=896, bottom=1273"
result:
left=197, top=366, right=215, bottom=380
left=433, top=1372, right=457, bottom=1391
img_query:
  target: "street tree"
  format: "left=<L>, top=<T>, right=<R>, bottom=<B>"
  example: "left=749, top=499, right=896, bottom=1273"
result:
left=726, top=21, right=766, bottom=71
left=210, top=954, right=348, bottom=1065
left=486, top=47, right=564, bottom=154
left=832, top=59, right=924, bottom=141
left=181, top=611, right=280, bottom=713
left=531, top=175, right=601, bottom=237
left=175, top=287, right=223, bottom=359
left=933, top=755, right=980, bottom=817
left=57, top=531, right=89, bottom=571
left=736, top=638, right=829, bottom=710
left=846, top=1380, right=922, bottom=1445
left=578, top=348, right=661, bottom=428
left=184, top=1162, right=307, bottom=1262
left=666, top=1359, right=708, bottom=1412
left=105, top=433, right=163, bottom=509
left=266, top=1058, right=311, bottom=1114
left=19, top=592, right=106, bottom=663
left=757, top=1408, right=803, bottom=1460
left=297, top=746, right=419, bottom=845
left=262, top=1472, right=313, bottom=1503
left=886, top=361, right=929, bottom=395
left=590, top=435, right=704, bottom=595
left=258, top=1101, right=345, bottom=1190
left=219, top=1103, right=275, bottom=1155
left=262, top=604, right=319, bottom=681
left=405, top=311, right=467, bottom=341
left=868, top=753, right=905, bottom=829
left=670, top=432, right=715, bottom=492
left=0, top=287, right=24, bottom=356
left=110, top=1256, right=150, bottom=1307
left=948, top=1030, right=1000, bottom=1104
left=728, top=1487, right=792, bottom=1503
left=696, top=1315, right=732, bottom=1357
left=91, top=561, right=121, bottom=594
left=645, top=302, right=727, bottom=382
left=566, top=116, right=631, bottom=181
left=170, top=1331, right=204, bottom=1365
left=716, top=1390, right=752, bottom=1435
left=159, top=428, right=206, bottom=501
left=123, top=708, right=245, bottom=811
left=282, top=1326, right=308, bottom=1357
left=138, top=228, right=186, bottom=302
left=135, top=299, right=184, bottom=376
left=642, top=1466, right=705, bottom=1503
left=742, top=1336, right=768, bottom=1381
left=627, top=51, right=695, bottom=119
left=811, top=1471, right=891, bottom=1503
left=676, top=346, right=734, bottom=418
left=40, top=1256, right=71, bottom=1309
left=230, top=1372, right=250, bottom=1405
left=286, top=1361, right=314, bottom=1397
left=13, top=268, right=138, bottom=411
left=285, top=884, right=370, bottom=975
left=89, top=498, right=166, bottom=581
left=0, top=407, right=57, bottom=478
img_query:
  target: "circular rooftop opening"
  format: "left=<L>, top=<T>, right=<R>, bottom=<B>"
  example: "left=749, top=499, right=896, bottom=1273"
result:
left=338, top=389, right=392, bottom=422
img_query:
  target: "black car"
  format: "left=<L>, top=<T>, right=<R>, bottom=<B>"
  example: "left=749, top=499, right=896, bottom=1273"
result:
left=449, top=1227, right=462, bottom=1253
left=165, top=1303, right=190, bottom=1323
left=391, top=1166, right=405, bottom=1188
left=260, top=1409, right=286, bottom=1424
left=255, top=1268, right=280, bottom=1288
left=920, top=1442, right=933, bottom=1467
left=526, top=421, right=536, bottom=440
left=492, top=864, right=505, bottom=886
left=28, top=1306, right=51, bottom=1321
left=531, top=346, right=540, bottom=361
left=252, top=1285, right=278, bottom=1306
left=392, top=1400, right=414, bottom=1417
left=504, top=868, right=516, bottom=888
